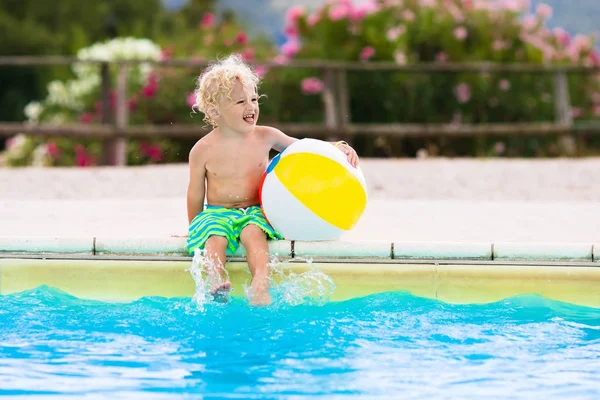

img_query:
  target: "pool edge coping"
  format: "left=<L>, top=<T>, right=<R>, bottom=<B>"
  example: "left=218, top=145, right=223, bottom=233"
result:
left=0, top=236, right=597, bottom=264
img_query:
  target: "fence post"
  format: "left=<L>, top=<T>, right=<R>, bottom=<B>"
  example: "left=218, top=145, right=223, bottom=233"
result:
left=322, top=67, right=339, bottom=141
left=553, top=70, right=577, bottom=155
left=99, top=62, right=112, bottom=165
left=336, top=68, right=350, bottom=128
left=113, top=63, right=129, bottom=166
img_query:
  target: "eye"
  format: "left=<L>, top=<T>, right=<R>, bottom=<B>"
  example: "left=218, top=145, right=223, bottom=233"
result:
left=251, top=98, right=258, bottom=102
left=236, top=100, right=244, bottom=104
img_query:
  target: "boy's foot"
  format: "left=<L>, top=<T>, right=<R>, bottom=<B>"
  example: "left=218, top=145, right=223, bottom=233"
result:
left=210, top=281, right=232, bottom=303
left=249, top=289, right=272, bottom=306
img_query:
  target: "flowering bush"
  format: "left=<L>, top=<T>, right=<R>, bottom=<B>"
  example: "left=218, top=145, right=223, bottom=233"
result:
left=277, top=0, right=600, bottom=156
left=1, top=13, right=278, bottom=167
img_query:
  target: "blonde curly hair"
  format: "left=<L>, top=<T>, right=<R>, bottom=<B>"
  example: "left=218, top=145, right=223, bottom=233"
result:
left=192, top=54, right=261, bottom=127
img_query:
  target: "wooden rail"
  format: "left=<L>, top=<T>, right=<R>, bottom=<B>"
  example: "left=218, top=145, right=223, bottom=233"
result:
left=2, top=56, right=600, bottom=164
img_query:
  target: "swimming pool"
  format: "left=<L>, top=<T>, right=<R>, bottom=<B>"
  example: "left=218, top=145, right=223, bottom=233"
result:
left=1, top=255, right=599, bottom=398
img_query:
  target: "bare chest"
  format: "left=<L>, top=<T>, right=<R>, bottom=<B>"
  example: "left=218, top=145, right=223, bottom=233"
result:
left=205, top=141, right=269, bottom=179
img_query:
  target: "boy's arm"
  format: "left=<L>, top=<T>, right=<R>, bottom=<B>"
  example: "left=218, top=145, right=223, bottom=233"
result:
left=263, top=126, right=359, bottom=168
left=186, top=147, right=207, bottom=225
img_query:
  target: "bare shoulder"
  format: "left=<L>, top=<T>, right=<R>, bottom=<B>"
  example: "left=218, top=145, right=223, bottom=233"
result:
left=255, top=125, right=297, bottom=152
left=189, top=133, right=214, bottom=168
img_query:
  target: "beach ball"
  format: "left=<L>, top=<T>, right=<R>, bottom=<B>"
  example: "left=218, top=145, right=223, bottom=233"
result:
left=259, top=138, right=368, bottom=241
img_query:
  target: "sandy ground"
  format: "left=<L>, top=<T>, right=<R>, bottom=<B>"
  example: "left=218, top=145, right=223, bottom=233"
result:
left=1, top=158, right=600, bottom=243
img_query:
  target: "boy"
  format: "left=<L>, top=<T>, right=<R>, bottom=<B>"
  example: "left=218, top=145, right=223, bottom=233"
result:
left=186, top=54, right=359, bottom=306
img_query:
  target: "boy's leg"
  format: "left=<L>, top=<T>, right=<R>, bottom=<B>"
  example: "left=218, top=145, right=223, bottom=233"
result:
left=239, top=224, right=271, bottom=306
left=204, top=235, right=231, bottom=300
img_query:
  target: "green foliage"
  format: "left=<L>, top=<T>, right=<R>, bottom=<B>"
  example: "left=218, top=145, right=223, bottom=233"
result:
left=272, top=0, right=600, bottom=157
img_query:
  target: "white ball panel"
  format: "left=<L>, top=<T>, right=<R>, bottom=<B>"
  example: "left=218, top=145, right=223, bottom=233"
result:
left=261, top=172, right=344, bottom=241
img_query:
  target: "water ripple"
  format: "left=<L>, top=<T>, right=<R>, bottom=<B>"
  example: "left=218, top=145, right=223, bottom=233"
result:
left=0, top=286, right=599, bottom=398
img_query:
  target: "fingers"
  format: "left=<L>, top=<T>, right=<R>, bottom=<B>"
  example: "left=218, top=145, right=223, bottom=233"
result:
left=336, top=143, right=359, bottom=168
left=346, top=149, right=359, bottom=168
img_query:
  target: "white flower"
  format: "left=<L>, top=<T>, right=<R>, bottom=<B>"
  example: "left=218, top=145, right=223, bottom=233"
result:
left=24, top=102, right=43, bottom=123
left=25, top=37, right=162, bottom=124
left=32, top=143, right=50, bottom=167
left=5, top=134, right=30, bottom=159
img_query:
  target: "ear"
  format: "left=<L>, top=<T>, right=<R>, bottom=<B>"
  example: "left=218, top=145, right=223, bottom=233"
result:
left=207, top=104, right=219, bottom=120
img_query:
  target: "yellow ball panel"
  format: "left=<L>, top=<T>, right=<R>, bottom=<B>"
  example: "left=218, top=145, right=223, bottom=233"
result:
left=274, top=152, right=367, bottom=231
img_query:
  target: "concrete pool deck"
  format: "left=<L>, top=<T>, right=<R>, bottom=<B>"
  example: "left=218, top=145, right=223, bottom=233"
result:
left=1, top=158, right=599, bottom=261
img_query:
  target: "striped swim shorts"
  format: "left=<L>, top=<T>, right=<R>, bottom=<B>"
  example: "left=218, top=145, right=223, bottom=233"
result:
left=186, top=205, right=283, bottom=256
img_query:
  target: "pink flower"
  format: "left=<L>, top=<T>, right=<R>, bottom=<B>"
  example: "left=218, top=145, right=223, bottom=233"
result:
left=386, top=25, right=406, bottom=41
left=285, top=6, right=306, bottom=25
left=140, top=142, right=163, bottom=162
left=503, top=0, right=521, bottom=12
left=128, top=96, right=138, bottom=111
left=284, top=24, right=299, bottom=38
left=594, top=105, right=600, bottom=117
left=235, top=32, right=248, bottom=45
left=360, top=46, right=375, bottom=61
left=281, top=40, right=300, bottom=58
left=446, top=2, right=465, bottom=23
left=402, top=10, right=415, bottom=21
left=242, top=48, right=255, bottom=62
left=273, top=55, right=289, bottom=65
left=494, top=142, right=506, bottom=155
left=75, top=144, right=95, bottom=167
left=592, top=92, right=600, bottom=104
left=571, top=107, right=583, bottom=118
left=436, top=52, right=448, bottom=62
left=141, top=74, right=158, bottom=98
left=522, top=15, right=538, bottom=32
left=329, top=4, right=349, bottom=21
left=351, top=0, right=378, bottom=21
left=572, top=34, right=591, bottom=51
left=394, top=51, right=407, bottom=65
left=454, top=26, right=468, bottom=41
left=201, top=13, right=215, bottom=28
left=187, top=92, right=197, bottom=109
left=493, top=40, right=507, bottom=51
left=47, top=142, right=60, bottom=158
left=518, top=0, right=531, bottom=11
left=307, top=12, right=320, bottom=26
left=301, top=77, right=324, bottom=95
left=160, top=46, right=175, bottom=61
left=499, top=79, right=511, bottom=91
left=80, top=112, right=93, bottom=124
left=454, top=82, right=471, bottom=104
left=420, top=0, right=437, bottom=7
left=462, top=0, right=474, bottom=10
left=254, top=65, right=269, bottom=78
left=553, top=27, right=570, bottom=46
left=536, top=3, right=552, bottom=19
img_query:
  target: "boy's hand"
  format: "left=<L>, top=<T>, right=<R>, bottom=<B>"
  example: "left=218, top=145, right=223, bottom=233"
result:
left=335, top=141, right=359, bottom=168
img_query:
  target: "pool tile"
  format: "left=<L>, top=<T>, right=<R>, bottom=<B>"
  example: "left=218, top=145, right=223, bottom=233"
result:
left=0, top=236, right=93, bottom=255
left=436, top=264, right=600, bottom=307
left=393, top=241, right=492, bottom=260
left=493, top=242, right=593, bottom=261
left=95, top=236, right=188, bottom=256
left=594, top=244, right=599, bottom=262
left=293, top=241, right=392, bottom=259
left=0, top=258, right=194, bottom=300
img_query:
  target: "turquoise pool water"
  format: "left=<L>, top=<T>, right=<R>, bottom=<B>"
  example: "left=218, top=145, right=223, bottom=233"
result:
left=0, top=286, right=599, bottom=398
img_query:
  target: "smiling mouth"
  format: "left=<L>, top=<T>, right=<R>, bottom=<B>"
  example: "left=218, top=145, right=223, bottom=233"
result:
left=243, top=113, right=255, bottom=123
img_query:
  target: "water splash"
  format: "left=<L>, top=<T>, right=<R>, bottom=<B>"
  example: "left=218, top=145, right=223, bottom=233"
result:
left=186, top=249, right=231, bottom=312
left=262, top=255, right=336, bottom=307
left=188, top=250, right=336, bottom=309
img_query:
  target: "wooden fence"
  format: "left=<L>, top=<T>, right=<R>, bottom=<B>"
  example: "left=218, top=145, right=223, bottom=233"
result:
left=1, top=56, right=600, bottom=165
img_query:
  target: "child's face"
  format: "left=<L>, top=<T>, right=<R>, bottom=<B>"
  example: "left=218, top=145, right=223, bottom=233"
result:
left=215, top=79, right=259, bottom=133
